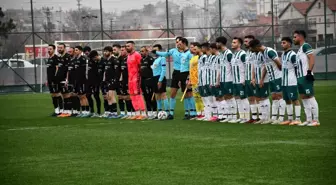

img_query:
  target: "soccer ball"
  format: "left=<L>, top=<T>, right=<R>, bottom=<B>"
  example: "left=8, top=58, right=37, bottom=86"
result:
left=157, top=111, right=168, bottom=120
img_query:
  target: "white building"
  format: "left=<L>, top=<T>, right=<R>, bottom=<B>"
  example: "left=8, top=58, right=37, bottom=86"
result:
left=306, top=0, right=336, bottom=41
left=257, top=0, right=313, bottom=16
left=279, top=0, right=336, bottom=42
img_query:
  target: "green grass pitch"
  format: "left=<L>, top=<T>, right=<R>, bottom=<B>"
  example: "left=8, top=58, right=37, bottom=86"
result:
left=0, top=81, right=336, bottom=185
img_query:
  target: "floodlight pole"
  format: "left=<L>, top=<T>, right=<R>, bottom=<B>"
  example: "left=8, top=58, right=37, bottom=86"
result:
left=271, top=0, right=275, bottom=49
left=30, top=0, right=37, bottom=92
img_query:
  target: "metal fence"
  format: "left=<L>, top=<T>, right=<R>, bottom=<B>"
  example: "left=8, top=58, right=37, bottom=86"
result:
left=1, top=0, right=335, bottom=93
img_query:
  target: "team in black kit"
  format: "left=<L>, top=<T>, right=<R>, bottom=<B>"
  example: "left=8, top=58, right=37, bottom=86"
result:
left=47, top=43, right=137, bottom=118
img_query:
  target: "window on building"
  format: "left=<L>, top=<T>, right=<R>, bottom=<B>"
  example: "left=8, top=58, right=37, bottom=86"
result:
left=318, top=34, right=324, bottom=41
left=327, top=18, right=330, bottom=28
left=318, top=2, right=321, bottom=9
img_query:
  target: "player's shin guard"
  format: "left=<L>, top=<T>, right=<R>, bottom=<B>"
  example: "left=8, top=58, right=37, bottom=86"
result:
left=194, top=92, right=204, bottom=114
left=57, top=96, right=64, bottom=113
left=163, top=98, right=169, bottom=112
left=189, top=97, right=196, bottom=116
left=236, top=99, right=242, bottom=119
left=126, top=100, right=133, bottom=115
left=309, top=97, right=319, bottom=121
left=286, top=104, right=294, bottom=120
left=242, top=98, right=250, bottom=120
left=183, top=98, right=190, bottom=116
left=278, top=99, right=286, bottom=121
left=93, top=93, right=101, bottom=115
left=104, top=99, right=109, bottom=113
left=86, top=94, right=94, bottom=113
left=157, top=99, right=163, bottom=111
left=294, top=105, right=301, bottom=120
left=302, top=99, right=312, bottom=121
left=118, top=99, right=125, bottom=114
left=52, top=97, right=58, bottom=109
left=169, top=98, right=176, bottom=115
left=250, top=104, right=258, bottom=120
left=271, top=99, right=279, bottom=120
left=263, top=99, right=271, bottom=120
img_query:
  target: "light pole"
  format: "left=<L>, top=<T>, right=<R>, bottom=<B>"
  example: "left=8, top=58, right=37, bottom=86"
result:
left=56, top=7, right=63, bottom=41
left=82, top=14, right=98, bottom=40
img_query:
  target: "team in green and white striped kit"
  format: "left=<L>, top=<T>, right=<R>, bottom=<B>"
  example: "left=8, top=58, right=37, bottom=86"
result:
left=195, top=30, right=319, bottom=126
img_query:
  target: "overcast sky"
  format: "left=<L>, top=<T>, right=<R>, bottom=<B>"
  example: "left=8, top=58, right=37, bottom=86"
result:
left=2, top=0, right=207, bottom=13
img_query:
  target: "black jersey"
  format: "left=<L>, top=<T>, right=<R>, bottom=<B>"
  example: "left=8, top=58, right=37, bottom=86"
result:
left=46, top=55, right=59, bottom=81
left=119, top=55, right=128, bottom=83
left=74, top=55, right=87, bottom=82
left=57, top=53, right=71, bottom=81
left=88, top=58, right=99, bottom=83
left=113, top=55, right=121, bottom=81
left=104, top=56, right=118, bottom=81
left=67, top=57, right=76, bottom=84
left=97, top=58, right=105, bottom=82
left=140, top=55, right=154, bottom=79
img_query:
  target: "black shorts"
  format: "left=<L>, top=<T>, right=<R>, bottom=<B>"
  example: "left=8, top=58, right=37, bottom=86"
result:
left=153, top=76, right=167, bottom=93
left=60, top=82, right=74, bottom=94
left=75, top=82, right=86, bottom=95
left=116, top=81, right=128, bottom=95
left=141, top=78, right=155, bottom=95
left=106, top=79, right=117, bottom=91
left=48, top=80, right=61, bottom=93
left=179, top=72, right=192, bottom=93
left=101, top=81, right=109, bottom=95
left=86, top=81, right=100, bottom=94
left=170, top=70, right=180, bottom=88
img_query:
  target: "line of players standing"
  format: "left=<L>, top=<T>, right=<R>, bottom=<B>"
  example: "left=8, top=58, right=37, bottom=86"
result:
left=46, top=30, right=320, bottom=126
left=46, top=43, right=168, bottom=119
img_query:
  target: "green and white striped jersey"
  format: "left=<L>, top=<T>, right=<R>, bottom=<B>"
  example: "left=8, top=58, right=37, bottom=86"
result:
left=296, top=43, right=313, bottom=78
left=231, top=50, right=246, bottom=84
left=219, top=49, right=233, bottom=83
left=209, top=54, right=220, bottom=86
left=245, top=50, right=255, bottom=81
left=255, top=52, right=269, bottom=84
left=263, top=47, right=281, bottom=81
left=198, top=54, right=207, bottom=86
left=201, top=55, right=212, bottom=86
left=281, top=50, right=297, bottom=86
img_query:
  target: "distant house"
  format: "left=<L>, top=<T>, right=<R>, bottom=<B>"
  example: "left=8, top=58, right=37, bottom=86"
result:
left=279, top=0, right=336, bottom=42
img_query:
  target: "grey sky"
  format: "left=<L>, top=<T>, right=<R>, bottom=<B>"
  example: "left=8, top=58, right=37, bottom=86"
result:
left=2, top=0, right=207, bottom=13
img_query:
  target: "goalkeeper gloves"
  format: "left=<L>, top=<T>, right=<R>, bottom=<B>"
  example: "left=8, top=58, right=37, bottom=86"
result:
left=306, top=70, right=315, bottom=81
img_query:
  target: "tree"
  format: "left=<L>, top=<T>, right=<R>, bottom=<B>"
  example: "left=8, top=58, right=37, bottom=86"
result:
left=0, top=7, right=16, bottom=39
left=0, top=7, right=16, bottom=58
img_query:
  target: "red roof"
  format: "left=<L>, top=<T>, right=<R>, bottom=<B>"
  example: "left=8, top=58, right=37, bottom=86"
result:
left=257, top=15, right=272, bottom=25
left=279, top=1, right=312, bottom=18
left=292, top=2, right=313, bottom=15
left=327, top=0, right=336, bottom=11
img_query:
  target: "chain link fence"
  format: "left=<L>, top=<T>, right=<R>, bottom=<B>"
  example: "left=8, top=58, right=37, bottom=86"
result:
left=1, top=0, right=335, bottom=93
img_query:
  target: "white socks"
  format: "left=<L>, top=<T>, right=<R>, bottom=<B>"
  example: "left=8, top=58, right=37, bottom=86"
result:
left=294, top=105, right=301, bottom=120
left=242, top=98, right=250, bottom=120
left=260, top=99, right=270, bottom=120
left=286, top=104, right=293, bottom=120
left=302, top=99, right=312, bottom=121
left=251, top=104, right=257, bottom=119
left=271, top=99, right=279, bottom=120
left=278, top=99, right=286, bottom=121
left=309, top=97, right=319, bottom=121
left=221, top=100, right=228, bottom=119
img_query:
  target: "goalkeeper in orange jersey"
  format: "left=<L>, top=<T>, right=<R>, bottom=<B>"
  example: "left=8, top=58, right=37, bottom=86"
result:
left=188, top=42, right=204, bottom=120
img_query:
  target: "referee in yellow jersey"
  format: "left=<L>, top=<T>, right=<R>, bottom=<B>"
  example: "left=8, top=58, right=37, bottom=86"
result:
left=188, top=42, right=204, bottom=119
